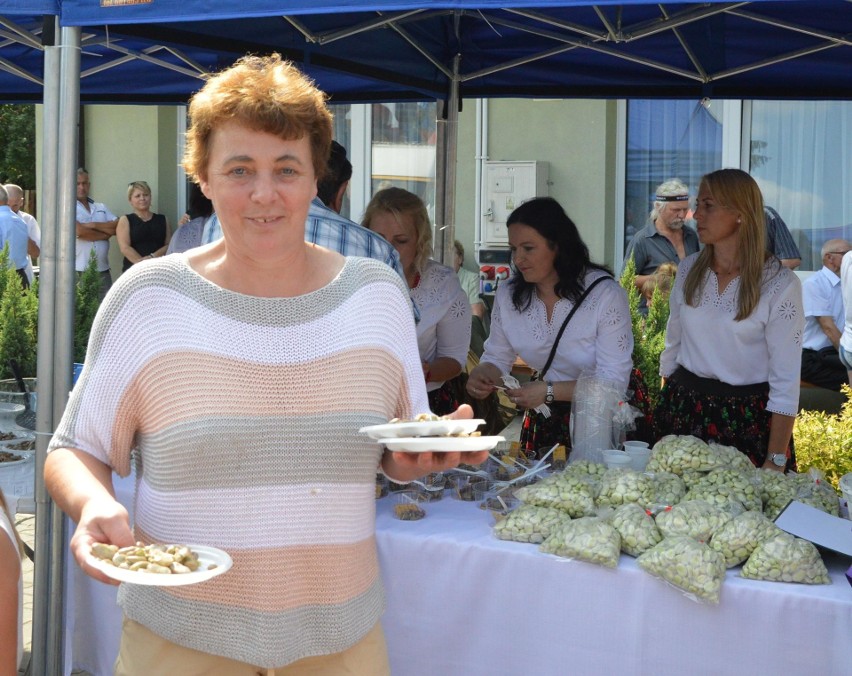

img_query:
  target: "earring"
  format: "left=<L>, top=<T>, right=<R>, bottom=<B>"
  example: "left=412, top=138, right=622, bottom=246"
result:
left=737, top=218, right=741, bottom=224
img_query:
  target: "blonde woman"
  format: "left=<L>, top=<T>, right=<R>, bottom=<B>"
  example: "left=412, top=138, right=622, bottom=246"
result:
left=363, top=188, right=471, bottom=415
left=0, top=489, right=24, bottom=674
left=655, top=169, right=803, bottom=471
left=116, top=180, right=171, bottom=271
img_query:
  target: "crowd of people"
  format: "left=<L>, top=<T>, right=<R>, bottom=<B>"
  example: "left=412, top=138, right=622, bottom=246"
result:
left=1, top=53, right=834, bottom=675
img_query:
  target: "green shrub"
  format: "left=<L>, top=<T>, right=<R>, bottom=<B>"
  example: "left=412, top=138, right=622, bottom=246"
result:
left=74, top=252, right=101, bottom=363
left=0, top=244, right=37, bottom=378
left=619, top=257, right=669, bottom=408
left=794, top=385, right=852, bottom=490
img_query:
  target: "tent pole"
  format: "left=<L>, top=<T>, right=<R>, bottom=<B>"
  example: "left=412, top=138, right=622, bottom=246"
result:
left=29, top=16, right=61, bottom=676
left=49, top=24, right=82, bottom=676
left=434, top=53, right=459, bottom=266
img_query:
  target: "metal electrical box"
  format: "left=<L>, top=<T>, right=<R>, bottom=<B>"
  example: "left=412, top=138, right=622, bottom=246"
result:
left=481, top=160, right=549, bottom=246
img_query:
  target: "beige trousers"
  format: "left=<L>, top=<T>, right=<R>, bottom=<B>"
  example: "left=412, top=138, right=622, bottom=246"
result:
left=114, top=616, right=390, bottom=676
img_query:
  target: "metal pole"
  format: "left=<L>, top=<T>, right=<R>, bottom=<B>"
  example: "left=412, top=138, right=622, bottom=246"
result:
left=434, top=54, right=460, bottom=266
left=48, top=24, right=82, bottom=676
left=29, top=16, right=60, bottom=676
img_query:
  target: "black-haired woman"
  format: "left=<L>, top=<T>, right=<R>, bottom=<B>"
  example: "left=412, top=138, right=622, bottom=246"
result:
left=466, top=197, right=633, bottom=458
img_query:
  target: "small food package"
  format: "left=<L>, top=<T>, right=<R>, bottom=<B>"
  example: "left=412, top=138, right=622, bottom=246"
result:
left=646, top=435, right=724, bottom=476
left=393, top=491, right=426, bottom=521
left=740, top=532, right=830, bottom=584
left=637, top=535, right=727, bottom=604
left=654, top=500, right=733, bottom=543
left=562, top=459, right=607, bottom=481
left=610, top=503, right=663, bottom=557
left=686, top=468, right=762, bottom=513
left=707, top=441, right=756, bottom=473
left=709, top=510, right=782, bottom=567
left=644, top=471, right=687, bottom=506
left=594, top=468, right=654, bottom=509
left=539, top=514, right=621, bottom=568
left=515, top=472, right=597, bottom=518
left=493, top=504, right=571, bottom=544
left=758, top=469, right=799, bottom=520
left=793, top=469, right=841, bottom=517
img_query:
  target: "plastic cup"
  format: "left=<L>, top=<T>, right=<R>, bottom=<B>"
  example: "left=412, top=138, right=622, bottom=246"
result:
left=602, top=449, right=633, bottom=469
left=840, top=473, right=852, bottom=520
left=622, top=440, right=650, bottom=453
left=622, top=442, right=651, bottom=471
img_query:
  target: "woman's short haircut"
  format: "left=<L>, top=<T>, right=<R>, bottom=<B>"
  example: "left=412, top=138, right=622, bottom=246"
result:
left=127, top=181, right=151, bottom=200
left=183, top=54, right=333, bottom=184
left=362, top=187, right=432, bottom=274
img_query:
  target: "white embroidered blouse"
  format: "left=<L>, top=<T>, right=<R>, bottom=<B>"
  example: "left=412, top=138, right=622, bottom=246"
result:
left=412, top=259, right=471, bottom=391
left=481, top=270, right=633, bottom=388
left=659, top=253, right=803, bottom=416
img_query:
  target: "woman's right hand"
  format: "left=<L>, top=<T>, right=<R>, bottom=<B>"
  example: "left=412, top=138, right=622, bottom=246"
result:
left=466, top=364, right=501, bottom=399
left=71, top=497, right=135, bottom=585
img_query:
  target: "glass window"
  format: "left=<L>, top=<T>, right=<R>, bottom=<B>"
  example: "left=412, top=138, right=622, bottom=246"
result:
left=328, top=103, right=352, bottom=219
left=624, top=99, right=723, bottom=254
left=748, top=101, right=852, bottom=271
left=370, top=102, right=437, bottom=215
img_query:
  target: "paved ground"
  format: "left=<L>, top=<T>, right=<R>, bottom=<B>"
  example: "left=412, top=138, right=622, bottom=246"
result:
left=15, top=512, right=91, bottom=676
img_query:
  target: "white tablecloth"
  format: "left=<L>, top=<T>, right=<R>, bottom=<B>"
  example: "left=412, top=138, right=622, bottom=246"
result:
left=65, top=477, right=852, bottom=676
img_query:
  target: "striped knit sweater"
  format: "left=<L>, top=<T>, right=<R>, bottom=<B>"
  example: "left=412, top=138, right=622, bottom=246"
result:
left=49, top=254, right=428, bottom=667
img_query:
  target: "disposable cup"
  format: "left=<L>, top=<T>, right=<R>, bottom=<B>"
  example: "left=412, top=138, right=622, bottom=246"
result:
left=602, top=449, right=633, bottom=469
left=623, top=441, right=651, bottom=471
left=839, top=473, right=852, bottom=520
left=622, top=440, right=650, bottom=453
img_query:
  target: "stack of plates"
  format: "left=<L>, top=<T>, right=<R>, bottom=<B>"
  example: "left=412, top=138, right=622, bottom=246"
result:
left=359, top=419, right=503, bottom=453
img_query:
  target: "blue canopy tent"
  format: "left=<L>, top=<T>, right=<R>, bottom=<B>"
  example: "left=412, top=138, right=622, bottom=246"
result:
left=2, top=2, right=851, bottom=674
left=3, top=2, right=852, bottom=103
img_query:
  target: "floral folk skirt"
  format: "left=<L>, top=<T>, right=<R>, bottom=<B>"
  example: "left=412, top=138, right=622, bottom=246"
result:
left=519, top=402, right=572, bottom=460
left=653, top=366, right=795, bottom=471
left=428, top=379, right=462, bottom=417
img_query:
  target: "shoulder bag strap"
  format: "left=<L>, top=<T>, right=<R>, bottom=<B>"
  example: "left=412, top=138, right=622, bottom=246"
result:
left=538, top=275, right=612, bottom=380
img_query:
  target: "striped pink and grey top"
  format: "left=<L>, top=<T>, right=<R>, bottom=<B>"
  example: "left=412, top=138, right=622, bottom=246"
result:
left=49, top=254, right=428, bottom=667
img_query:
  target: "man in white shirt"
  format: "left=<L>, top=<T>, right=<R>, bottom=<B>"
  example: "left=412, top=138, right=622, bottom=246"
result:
left=801, top=238, right=852, bottom=390
left=75, top=167, right=118, bottom=301
left=3, top=184, right=40, bottom=283
left=0, top=185, right=30, bottom=288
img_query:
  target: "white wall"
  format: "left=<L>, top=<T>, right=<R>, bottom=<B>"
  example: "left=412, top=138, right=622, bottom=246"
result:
left=477, top=98, right=618, bottom=268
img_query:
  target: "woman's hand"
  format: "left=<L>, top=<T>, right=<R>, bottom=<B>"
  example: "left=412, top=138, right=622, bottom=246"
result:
left=466, top=363, right=502, bottom=400
left=70, top=497, right=135, bottom=585
left=381, top=404, right=489, bottom=480
left=506, top=381, right=548, bottom=409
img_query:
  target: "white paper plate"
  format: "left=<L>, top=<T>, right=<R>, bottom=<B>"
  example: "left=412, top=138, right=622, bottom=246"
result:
left=360, top=419, right=486, bottom=440
left=88, top=544, right=233, bottom=586
left=380, top=435, right=504, bottom=454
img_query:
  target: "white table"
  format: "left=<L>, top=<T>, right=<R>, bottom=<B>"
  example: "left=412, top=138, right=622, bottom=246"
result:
left=65, top=477, right=852, bottom=676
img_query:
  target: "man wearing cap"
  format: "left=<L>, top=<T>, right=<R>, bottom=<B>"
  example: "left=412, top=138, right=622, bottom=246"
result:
left=622, top=177, right=700, bottom=305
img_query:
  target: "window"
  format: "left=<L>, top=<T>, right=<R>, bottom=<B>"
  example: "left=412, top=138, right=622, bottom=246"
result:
left=623, top=99, right=852, bottom=272
left=623, top=99, right=722, bottom=253
left=328, top=102, right=437, bottom=223
left=747, top=101, right=852, bottom=270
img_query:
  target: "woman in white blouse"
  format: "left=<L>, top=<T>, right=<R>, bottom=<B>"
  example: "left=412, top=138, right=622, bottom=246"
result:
left=466, top=197, right=633, bottom=458
left=656, top=169, right=803, bottom=472
left=363, top=188, right=471, bottom=415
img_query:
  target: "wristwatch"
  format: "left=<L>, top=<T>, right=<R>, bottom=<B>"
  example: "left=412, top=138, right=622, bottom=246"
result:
left=545, top=381, right=555, bottom=405
left=768, top=452, right=787, bottom=467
